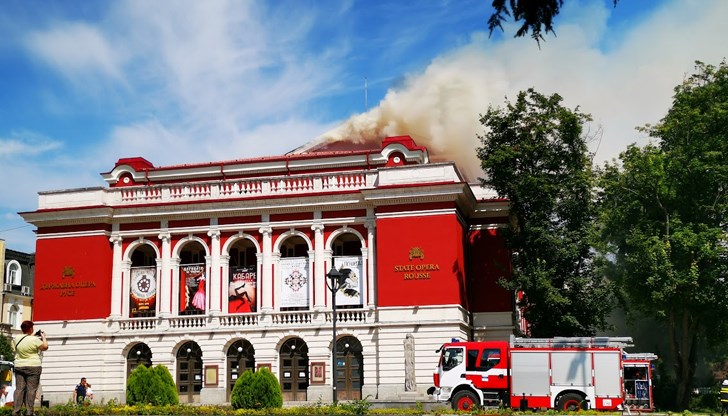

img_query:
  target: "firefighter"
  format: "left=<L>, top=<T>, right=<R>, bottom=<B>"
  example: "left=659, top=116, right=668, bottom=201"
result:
left=720, top=378, right=728, bottom=416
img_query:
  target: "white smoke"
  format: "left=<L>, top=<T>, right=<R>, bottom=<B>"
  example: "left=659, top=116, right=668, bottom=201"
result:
left=296, top=0, right=728, bottom=183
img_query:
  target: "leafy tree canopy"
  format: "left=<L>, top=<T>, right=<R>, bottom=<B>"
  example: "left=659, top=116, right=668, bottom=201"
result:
left=596, top=60, right=728, bottom=409
left=478, top=88, right=614, bottom=337
left=488, top=0, right=618, bottom=45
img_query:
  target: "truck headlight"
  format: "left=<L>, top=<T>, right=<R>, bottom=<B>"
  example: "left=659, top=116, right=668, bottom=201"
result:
left=441, top=386, right=452, bottom=394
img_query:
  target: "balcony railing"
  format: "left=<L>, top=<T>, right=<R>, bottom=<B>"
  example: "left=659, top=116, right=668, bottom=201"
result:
left=109, top=308, right=372, bottom=334
left=115, top=171, right=376, bottom=206
left=36, top=163, right=463, bottom=210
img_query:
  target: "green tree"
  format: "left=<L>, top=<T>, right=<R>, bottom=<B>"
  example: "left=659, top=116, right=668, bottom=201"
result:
left=0, top=335, right=14, bottom=362
left=126, top=364, right=179, bottom=406
left=488, top=0, right=618, bottom=45
left=596, top=61, right=728, bottom=410
left=477, top=88, right=614, bottom=337
left=231, top=368, right=282, bottom=410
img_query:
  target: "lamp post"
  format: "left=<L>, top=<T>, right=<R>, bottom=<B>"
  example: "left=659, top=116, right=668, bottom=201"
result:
left=326, top=266, right=350, bottom=404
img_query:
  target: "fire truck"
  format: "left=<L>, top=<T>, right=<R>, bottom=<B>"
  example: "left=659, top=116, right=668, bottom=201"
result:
left=428, top=336, right=657, bottom=411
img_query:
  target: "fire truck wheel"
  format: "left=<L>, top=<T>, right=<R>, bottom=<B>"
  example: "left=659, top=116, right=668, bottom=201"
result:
left=451, top=390, right=479, bottom=411
left=557, top=393, right=587, bottom=411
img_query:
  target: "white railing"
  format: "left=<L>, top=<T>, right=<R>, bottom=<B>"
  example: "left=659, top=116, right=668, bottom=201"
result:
left=219, top=314, right=259, bottom=327
left=112, top=308, right=370, bottom=333
left=118, top=317, right=158, bottom=331
left=112, top=171, right=376, bottom=206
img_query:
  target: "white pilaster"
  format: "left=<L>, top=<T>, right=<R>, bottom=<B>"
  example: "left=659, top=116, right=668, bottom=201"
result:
left=365, top=219, right=376, bottom=308
left=158, top=232, right=172, bottom=317
left=311, top=223, right=325, bottom=310
left=208, top=229, right=222, bottom=314
left=109, top=235, right=123, bottom=318
left=259, top=226, right=273, bottom=312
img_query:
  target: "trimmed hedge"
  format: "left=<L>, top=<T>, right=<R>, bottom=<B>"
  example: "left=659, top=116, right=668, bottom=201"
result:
left=231, top=367, right=283, bottom=409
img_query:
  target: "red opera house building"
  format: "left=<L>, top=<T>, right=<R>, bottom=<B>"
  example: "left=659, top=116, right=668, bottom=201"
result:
left=20, top=136, right=513, bottom=404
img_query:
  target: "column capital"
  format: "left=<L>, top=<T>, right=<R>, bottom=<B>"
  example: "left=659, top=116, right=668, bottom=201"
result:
left=109, top=235, right=123, bottom=245
left=259, top=226, right=272, bottom=236
left=158, top=232, right=171, bottom=242
left=365, top=219, right=376, bottom=230
left=207, top=229, right=221, bottom=239
left=311, top=223, right=325, bottom=233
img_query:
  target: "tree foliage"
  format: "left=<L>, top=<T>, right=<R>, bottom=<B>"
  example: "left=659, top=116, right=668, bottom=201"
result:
left=596, top=61, right=728, bottom=410
left=488, top=0, right=618, bottom=45
left=477, top=88, right=614, bottom=337
left=0, top=335, right=14, bottom=362
left=126, top=364, right=179, bottom=406
left=230, top=368, right=282, bottom=410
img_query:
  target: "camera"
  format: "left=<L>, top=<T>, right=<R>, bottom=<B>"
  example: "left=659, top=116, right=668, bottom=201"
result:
left=34, top=330, right=43, bottom=336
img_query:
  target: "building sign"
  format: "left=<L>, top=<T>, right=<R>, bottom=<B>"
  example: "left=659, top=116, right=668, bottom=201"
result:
left=37, top=265, right=96, bottom=297
left=228, top=266, right=257, bottom=313
left=279, top=258, right=309, bottom=308
left=130, top=267, right=156, bottom=317
left=180, top=264, right=206, bottom=314
left=333, top=257, right=363, bottom=306
left=393, top=247, right=440, bottom=280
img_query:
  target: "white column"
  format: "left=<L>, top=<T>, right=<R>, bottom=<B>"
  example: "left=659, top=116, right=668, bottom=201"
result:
left=220, top=254, right=230, bottom=313
left=170, top=258, right=181, bottom=315
left=158, top=232, right=172, bottom=317
left=365, top=219, right=376, bottom=308
left=272, top=253, right=281, bottom=310
left=109, top=235, right=123, bottom=318
left=259, top=226, right=273, bottom=312
left=120, top=260, right=132, bottom=318
left=312, top=224, right=325, bottom=310
left=208, top=230, right=222, bottom=314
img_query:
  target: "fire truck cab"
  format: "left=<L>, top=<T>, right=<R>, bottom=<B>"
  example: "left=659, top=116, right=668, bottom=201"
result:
left=429, top=336, right=656, bottom=412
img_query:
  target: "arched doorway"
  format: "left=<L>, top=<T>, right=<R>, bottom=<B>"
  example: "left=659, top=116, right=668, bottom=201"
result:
left=279, top=235, right=310, bottom=311
left=127, top=343, right=153, bottom=376
left=228, top=239, right=258, bottom=313
left=335, top=336, right=363, bottom=400
left=129, top=244, right=158, bottom=318
left=331, top=233, right=364, bottom=308
left=279, top=338, right=308, bottom=401
left=179, top=241, right=207, bottom=315
left=176, top=341, right=203, bottom=403
left=227, top=339, right=255, bottom=400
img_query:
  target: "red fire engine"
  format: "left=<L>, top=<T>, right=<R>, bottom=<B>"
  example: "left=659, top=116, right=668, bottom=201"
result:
left=428, top=336, right=657, bottom=411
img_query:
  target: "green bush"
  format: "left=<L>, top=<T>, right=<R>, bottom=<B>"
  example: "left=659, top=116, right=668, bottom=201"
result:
left=126, top=364, right=179, bottom=406
left=152, top=364, right=179, bottom=405
left=231, top=367, right=283, bottom=409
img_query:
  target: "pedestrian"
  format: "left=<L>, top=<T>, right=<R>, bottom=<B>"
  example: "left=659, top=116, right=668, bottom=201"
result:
left=73, top=378, right=90, bottom=405
left=11, top=321, right=48, bottom=416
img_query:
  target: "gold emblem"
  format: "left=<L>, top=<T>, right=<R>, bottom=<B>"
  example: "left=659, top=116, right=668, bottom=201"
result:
left=409, top=247, right=424, bottom=261
left=62, top=266, right=75, bottom=278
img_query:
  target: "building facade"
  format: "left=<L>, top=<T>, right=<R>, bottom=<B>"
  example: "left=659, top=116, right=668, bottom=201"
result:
left=20, top=136, right=513, bottom=405
left=0, top=239, right=35, bottom=336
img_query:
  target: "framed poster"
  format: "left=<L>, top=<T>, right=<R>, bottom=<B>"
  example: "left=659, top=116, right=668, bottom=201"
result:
left=204, top=365, right=218, bottom=387
left=311, top=362, right=325, bottom=384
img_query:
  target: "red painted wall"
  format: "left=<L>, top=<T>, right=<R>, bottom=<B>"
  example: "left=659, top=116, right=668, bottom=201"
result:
left=376, top=214, right=466, bottom=307
left=468, top=228, right=512, bottom=312
left=33, top=235, right=113, bottom=321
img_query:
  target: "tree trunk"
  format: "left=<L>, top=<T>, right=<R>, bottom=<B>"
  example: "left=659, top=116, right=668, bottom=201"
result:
left=671, top=309, right=699, bottom=410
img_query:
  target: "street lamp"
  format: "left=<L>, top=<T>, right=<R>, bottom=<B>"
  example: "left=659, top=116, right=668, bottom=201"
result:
left=326, top=265, right=350, bottom=404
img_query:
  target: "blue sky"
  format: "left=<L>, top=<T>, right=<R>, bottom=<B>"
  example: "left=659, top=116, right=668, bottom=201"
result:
left=1, top=0, right=726, bottom=253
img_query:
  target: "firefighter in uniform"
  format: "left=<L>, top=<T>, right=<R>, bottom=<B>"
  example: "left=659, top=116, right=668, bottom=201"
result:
left=720, top=378, right=728, bottom=416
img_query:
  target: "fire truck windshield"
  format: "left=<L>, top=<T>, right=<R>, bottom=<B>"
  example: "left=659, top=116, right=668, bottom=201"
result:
left=442, top=347, right=464, bottom=371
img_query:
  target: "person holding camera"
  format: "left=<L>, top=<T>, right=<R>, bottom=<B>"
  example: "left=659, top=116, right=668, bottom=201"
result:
left=11, top=321, right=48, bottom=416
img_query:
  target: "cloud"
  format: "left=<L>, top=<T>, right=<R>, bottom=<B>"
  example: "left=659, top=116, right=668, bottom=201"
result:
left=25, top=22, right=125, bottom=86
left=0, top=130, right=62, bottom=158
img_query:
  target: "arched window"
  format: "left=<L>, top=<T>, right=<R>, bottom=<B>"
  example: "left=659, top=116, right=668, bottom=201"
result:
left=8, top=305, right=19, bottom=329
left=6, top=261, right=21, bottom=286
left=127, top=343, right=153, bottom=376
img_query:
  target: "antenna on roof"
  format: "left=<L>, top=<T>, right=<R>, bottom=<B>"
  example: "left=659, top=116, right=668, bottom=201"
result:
left=365, top=77, right=368, bottom=111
